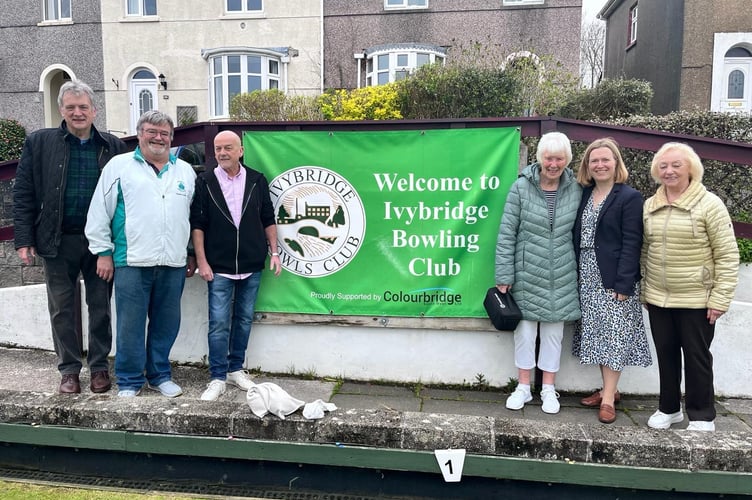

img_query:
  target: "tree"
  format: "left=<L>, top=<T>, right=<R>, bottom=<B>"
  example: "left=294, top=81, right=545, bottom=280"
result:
left=581, top=20, right=605, bottom=88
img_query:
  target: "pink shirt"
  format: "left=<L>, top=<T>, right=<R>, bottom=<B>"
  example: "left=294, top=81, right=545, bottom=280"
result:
left=215, top=165, right=251, bottom=280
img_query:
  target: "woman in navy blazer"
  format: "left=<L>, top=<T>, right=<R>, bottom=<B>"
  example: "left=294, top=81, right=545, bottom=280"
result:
left=572, top=138, right=651, bottom=424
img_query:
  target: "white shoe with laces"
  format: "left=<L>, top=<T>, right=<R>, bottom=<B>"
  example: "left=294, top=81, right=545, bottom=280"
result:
left=148, top=380, right=183, bottom=398
left=686, top=420, right=715, bottom=431
left=505, top=387, right=532, bottom=410
left=647, top=410, right=684, bottom=429
left=226, top=370, right=254, bottom=391
left=200, top=379, right=226, bottom=401
left=540, top=387, right=560, bottom=414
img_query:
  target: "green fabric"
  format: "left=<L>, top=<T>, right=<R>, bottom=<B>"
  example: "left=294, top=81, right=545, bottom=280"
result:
left=243, top=128, right=520, bottom=317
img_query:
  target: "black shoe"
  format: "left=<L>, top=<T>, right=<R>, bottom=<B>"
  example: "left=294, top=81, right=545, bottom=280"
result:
left=90, top=370, right=111, bottom=393
left=59, top=373, right=81, bottom=394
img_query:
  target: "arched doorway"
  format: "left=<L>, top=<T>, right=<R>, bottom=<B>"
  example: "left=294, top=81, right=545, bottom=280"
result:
left=39, top=65, right=75, bottom=128
left=720, top=45, right=752, bottom=113
left=129, top=69, right=158, bottom=133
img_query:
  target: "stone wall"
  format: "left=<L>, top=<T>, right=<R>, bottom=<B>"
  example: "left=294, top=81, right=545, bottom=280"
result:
left=0, top=176, right=43, bottom=287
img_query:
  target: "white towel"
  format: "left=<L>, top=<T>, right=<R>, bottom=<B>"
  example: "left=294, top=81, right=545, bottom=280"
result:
left=246, top=382, right=305, bottom=419
left=303, top=399, right=337, bottom=420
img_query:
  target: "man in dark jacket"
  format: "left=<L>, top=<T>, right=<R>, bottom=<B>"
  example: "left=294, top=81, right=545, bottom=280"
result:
left=190, top=130, right=281, bottom=401
left=13, top=80, right=128, bottom=394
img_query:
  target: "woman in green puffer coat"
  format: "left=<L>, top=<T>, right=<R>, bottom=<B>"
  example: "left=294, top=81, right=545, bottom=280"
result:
left=495, top=131, right=582, bottom=415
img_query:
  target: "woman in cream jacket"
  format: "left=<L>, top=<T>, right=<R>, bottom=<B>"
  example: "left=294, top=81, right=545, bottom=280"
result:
left=641, top=142, right=739, bottom=432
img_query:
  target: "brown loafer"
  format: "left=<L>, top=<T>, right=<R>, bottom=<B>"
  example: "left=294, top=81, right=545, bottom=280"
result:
left=599, top=403, right=616, bottom=424
left=580, top=389, right=621, bottom=407
left=59, top=373, right=81, bottom=394
left=90, top=370, right=112, bottom=393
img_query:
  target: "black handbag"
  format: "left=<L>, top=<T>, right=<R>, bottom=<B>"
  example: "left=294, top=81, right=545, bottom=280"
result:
left=483, top=287, right=522, bottom=331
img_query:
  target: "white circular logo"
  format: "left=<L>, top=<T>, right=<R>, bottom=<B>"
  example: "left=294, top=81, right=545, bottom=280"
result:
left=269, top=166, right=365, bottom=277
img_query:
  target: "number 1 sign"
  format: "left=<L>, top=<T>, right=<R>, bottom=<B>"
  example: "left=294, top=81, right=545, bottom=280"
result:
left=434, top=448, right=466, bottom=482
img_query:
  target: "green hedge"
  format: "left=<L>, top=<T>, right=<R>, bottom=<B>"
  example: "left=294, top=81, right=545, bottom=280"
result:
left=558, top=78, right=653, bottom=120
left=0, top=118, right=26, bottom=161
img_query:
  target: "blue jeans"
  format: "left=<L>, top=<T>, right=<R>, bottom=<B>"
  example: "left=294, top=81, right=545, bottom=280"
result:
left=207, top=273, right=261, bottom=380
left=114, top=266, right=186, bottom=391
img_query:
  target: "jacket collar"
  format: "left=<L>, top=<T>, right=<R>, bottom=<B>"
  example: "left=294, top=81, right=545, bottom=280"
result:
left=523, top=162, right=575, bottom=189
left=646, top=180, right=706, bottom=214
left=59, top=119, right=103, bottom=144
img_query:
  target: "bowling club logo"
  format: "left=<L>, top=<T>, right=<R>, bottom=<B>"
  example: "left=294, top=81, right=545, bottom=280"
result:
left=269, top=166, right=365, bottom=277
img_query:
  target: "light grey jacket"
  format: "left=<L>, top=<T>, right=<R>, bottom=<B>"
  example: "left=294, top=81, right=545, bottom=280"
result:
left=495, top=163, right=582, bottom=322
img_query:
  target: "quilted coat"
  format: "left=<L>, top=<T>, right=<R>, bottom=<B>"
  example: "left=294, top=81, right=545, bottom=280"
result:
left=13, top=121, right=127, bottom=258
left=641, top=180, right=739, bottom=311
left=495, top=163, right=582, bottom=322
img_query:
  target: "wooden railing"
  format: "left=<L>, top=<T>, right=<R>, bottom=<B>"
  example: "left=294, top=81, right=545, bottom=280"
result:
left=2, top=117, right=751, bottom=240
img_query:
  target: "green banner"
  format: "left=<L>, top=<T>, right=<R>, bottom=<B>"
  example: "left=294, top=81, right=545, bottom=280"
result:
left=243, top=127, right=520, bottom=317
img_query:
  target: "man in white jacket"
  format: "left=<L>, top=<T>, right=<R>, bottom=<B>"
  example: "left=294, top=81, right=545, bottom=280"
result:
left=85, top=111, right=196, bottom=398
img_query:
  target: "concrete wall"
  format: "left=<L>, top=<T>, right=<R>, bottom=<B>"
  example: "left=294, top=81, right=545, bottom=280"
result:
left=683, top=0, right=752, bottom=112
left=602, top=0, right=684, bottom=115
left=2, top=264, right=750, bottom=397
left=0, top=0, right=108, bottom=133
left=324, top=0, right=582, bottom=90
left=99, top=0, right=322, bottom=135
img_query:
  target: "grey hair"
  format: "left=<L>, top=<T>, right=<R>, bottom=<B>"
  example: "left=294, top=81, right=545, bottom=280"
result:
left=136, top=110, right=174, bottom=138
left=535, top=131, right=572, bottom=167
left=57, top=80, right=96, bottom=110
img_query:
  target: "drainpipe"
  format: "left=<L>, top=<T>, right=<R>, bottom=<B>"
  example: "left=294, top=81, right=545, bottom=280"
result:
left=320, top=0, right=324, bottom=92
left=281, top=55, right=290, bottom=93
left=354, top=53, right=365, bottom=89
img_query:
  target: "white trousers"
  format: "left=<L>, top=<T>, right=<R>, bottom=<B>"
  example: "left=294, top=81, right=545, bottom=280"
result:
left=513, top=320, right=564, bottom=373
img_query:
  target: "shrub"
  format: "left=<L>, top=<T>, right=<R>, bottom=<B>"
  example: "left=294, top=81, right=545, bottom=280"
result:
left=606, top=110, right=752, bottom=219
left=230, top=89, right=323, bottom=121
left=398, top=64, right=521, bottom=119
left=0, top=119, right=26, bottom=161
left=738, top=238, right=752, bottom=263
left=318, top=85, right=402, bottom=121
left=558, top=78, right=653, bottom=120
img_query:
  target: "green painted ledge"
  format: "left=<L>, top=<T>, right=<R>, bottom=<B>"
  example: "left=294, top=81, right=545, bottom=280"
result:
left=1, top=422, right=750, bottom=496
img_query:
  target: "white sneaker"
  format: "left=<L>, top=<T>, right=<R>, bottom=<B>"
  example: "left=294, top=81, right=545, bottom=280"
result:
left=687, top=420, right=715, bottom=432
left=148, top=380, right=183, bottom=398
left=226, top=370, right=254, bottom=391
left=117, top=388, right=140, bottom=398
left=540, top=387, right=560, bottom=414
left=200, top=379, right=226, bottom=401
left=505, top=387, right=532, bottom=410
left=647, top=410, right=684, bottom=429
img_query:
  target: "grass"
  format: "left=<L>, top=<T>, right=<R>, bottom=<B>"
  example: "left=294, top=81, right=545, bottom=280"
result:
left=0, top=481, right=198, bottom=500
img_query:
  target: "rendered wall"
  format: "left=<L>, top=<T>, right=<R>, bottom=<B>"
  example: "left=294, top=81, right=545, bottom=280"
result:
left=2, top=264, right=750, bottom=397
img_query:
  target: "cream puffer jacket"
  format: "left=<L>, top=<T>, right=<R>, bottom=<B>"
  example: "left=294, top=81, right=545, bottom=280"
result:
left=641, top=180, right=739, bottom=311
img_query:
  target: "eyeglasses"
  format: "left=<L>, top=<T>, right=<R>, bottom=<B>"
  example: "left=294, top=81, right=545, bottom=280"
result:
left=142, top=128, right=171, bottom=138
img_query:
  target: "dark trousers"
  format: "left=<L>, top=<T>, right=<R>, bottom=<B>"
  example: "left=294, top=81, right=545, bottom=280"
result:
left=647, top=305, right=716, bottom=422
left=42, top=234, right=113, bottom=375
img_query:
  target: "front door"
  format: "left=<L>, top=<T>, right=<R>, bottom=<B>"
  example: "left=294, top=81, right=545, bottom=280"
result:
left=129, top=72, right=158, bottom=133
left=720, top=60, right=752, bottom=113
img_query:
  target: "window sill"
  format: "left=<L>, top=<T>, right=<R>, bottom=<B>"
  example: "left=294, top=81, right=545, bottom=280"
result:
left=37, top=19, right=73, bottom=27
left=219, top=12, right=266, bottom=20
left=119, top=16, right=161, bottom=23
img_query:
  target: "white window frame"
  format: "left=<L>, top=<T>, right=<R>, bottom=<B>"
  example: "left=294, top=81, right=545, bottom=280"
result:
left=126, top=0, right=157, bottom=17
left=384, top=0, right=428, bottom=10
left=365, top=50, right=444, bottom=86
left=206, top=51, right=282, bottom=119
left=502, top=0, right=544, bottom=5
left=226, top=0, right=263, bottom=14
left=43, top=0, right=71, bottom=21
left=628, top=4, right=638, bottom=46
